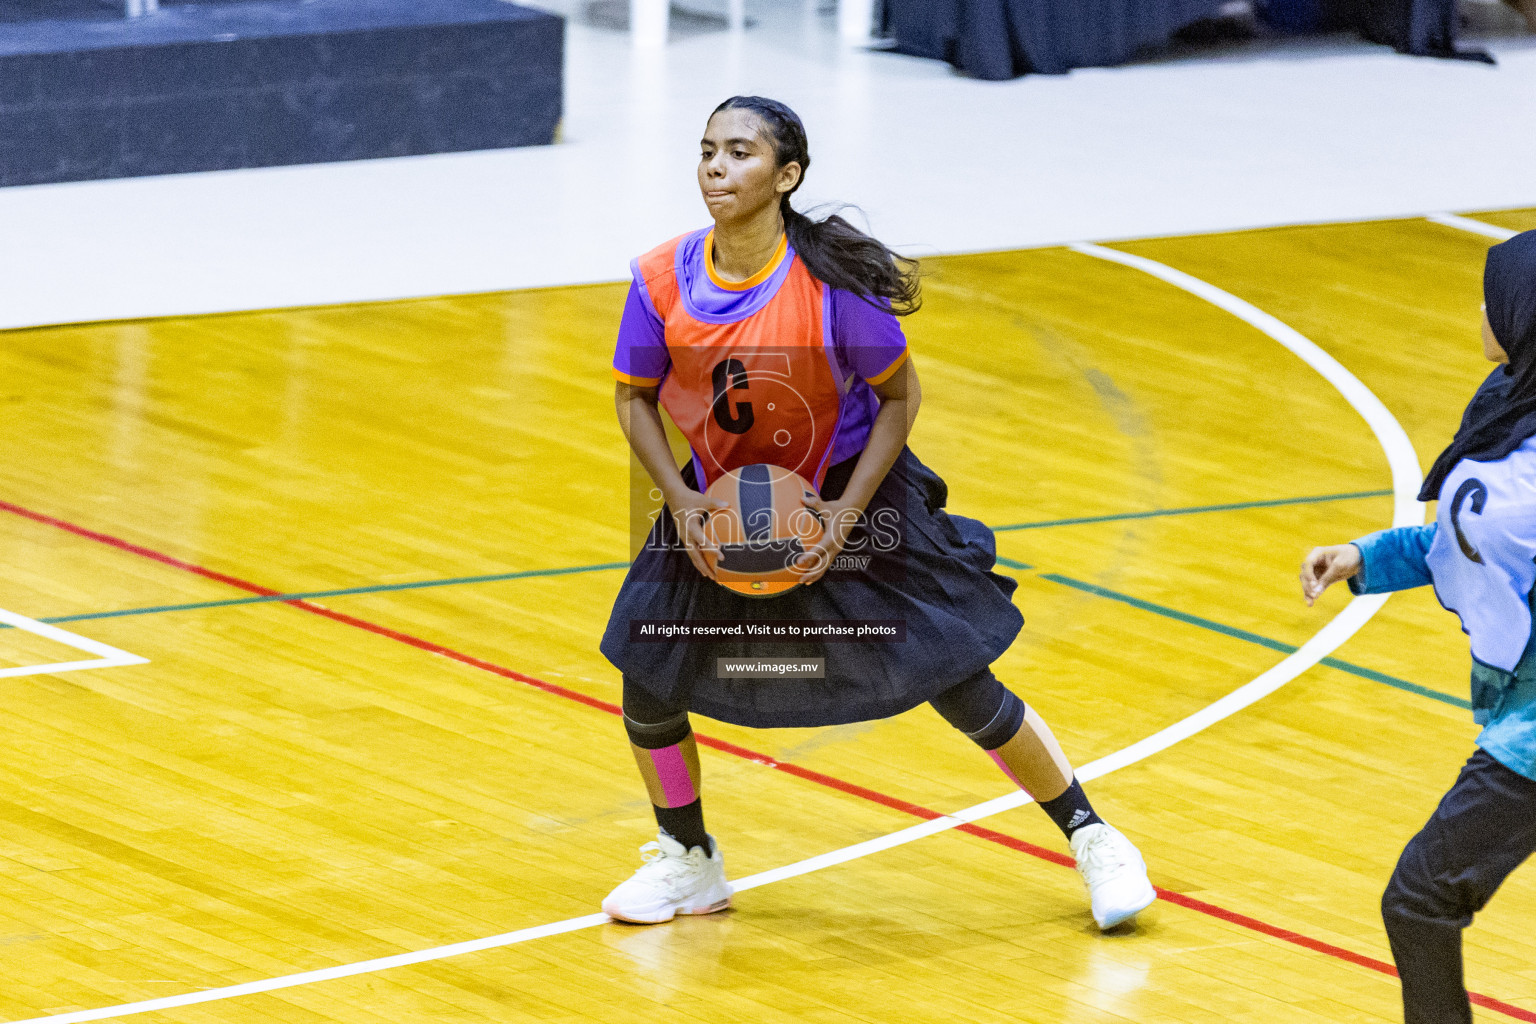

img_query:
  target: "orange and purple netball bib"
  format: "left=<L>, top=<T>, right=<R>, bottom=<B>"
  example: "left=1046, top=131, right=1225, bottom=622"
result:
left=612, top=228, right=908, bottom=490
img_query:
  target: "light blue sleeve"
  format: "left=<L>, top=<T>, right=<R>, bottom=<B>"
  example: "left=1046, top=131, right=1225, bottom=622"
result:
left=1347, top=524, right=1437, bottom=595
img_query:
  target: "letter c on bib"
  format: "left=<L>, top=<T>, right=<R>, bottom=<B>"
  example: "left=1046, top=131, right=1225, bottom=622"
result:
left=1451, top=477, right=1488, bottom=565
left=710, top=358, right=754, bottom=435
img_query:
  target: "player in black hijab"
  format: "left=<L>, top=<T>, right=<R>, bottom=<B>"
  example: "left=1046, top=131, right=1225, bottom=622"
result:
left=1419, top=230, right=1536, bottom=502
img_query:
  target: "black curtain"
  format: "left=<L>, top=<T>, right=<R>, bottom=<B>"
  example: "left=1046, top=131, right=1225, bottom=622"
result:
left=883, top=0, right=1491, bottom=80
left=883, top=0, right=1232, bottom=79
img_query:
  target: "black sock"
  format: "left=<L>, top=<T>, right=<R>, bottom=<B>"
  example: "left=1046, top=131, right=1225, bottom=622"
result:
left=1037, top=779, right=1103, bottom=840
left=654, top=799, right=711, bottom=854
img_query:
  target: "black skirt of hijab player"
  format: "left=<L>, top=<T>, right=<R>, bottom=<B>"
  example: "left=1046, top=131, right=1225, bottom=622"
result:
left=600, top=447, right=1024, bottom=729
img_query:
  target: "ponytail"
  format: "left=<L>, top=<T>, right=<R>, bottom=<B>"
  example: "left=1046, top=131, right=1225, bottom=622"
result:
left=713, top=96, right=922, bottom=316
left=782, top=203, right=922, bottom=316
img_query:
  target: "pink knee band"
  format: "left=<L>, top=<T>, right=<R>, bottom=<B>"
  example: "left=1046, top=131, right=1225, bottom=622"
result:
left=648, top=745, right=699, bottom=807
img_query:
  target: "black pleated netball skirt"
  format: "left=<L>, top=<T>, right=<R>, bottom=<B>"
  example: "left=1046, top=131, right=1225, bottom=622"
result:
left=599, top=447, right=1023, bottom=728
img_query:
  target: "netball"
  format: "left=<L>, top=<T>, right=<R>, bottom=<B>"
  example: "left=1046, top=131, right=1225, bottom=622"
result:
left=704, top=462, right=824, bottom=597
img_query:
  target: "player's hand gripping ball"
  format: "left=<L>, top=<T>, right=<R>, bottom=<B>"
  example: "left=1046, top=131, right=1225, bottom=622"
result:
left=704, top=464, right=825, bottom=598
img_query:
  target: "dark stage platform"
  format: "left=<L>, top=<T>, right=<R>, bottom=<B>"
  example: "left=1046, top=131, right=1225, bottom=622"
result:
left=0, top=0, right=564, bottom=186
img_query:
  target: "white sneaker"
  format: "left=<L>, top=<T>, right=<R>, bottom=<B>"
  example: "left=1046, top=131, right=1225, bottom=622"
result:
left=1069, top=823, right=1156, bottom=930
left=602, top=833, right=733, bottom=924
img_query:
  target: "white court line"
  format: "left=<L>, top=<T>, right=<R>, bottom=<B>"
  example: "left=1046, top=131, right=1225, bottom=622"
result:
left=2, top=250, right=1423, bottom=1024
left=1426, top=212, right=1519, bottom=241
left=1069, top=243, right=1424, bottom=531
left=0, top=607, right=148, bottom=679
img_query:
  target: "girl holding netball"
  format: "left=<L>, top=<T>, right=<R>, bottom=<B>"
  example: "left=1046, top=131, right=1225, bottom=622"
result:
left=1302, top=230, right=1536, bottom=1024
left=601, top=95, right=1155, bottom=930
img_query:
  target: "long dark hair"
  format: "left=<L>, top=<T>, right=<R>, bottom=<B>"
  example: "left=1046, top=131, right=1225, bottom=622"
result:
left=712, top=95, right=921, bottom=316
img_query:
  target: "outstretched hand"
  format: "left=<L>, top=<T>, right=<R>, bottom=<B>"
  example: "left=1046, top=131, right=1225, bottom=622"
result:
left=1299, top=544, right=1362, bottom=606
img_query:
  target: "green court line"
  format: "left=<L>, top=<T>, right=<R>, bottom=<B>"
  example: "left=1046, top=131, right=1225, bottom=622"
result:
left=13, top=493, right=1461, bottom=710
left=31, top=562, right=634, bottom=627
left=19, top=489, right=1382, bottom=626
left=1037, top=573, right=1470, bottom=709
left=991, top=489, right=1393, bottom=533
left=32, top=556, right=1467, bottom=707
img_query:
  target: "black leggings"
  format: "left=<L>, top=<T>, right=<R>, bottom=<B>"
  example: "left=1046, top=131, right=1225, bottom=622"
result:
left=1382, top=748, right=1536, bottom=1024
left=622, top=669, right=1024, bottom=751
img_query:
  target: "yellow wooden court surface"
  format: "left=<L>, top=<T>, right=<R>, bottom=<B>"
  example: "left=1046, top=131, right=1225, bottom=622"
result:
left=2, top=210, right=1535, bottom=1024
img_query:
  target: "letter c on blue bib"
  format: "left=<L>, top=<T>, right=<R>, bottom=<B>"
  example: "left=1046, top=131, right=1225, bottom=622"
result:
left=1451, top=477, right=1488, bottom=564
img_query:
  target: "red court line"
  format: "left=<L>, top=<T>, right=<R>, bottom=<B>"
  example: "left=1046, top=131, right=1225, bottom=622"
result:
left=8, top=499, right=1535, bottom=1024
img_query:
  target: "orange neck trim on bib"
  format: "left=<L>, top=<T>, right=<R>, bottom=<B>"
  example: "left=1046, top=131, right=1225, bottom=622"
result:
left=704, top=231, right=788, bottom=291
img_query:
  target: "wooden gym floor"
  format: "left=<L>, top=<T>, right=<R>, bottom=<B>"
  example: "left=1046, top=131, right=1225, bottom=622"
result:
left=1, top=209, right=1535, bottom=1024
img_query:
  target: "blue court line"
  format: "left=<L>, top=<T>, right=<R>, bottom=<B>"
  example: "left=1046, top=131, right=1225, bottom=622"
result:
left=1037, top=573, right=1470, bottom=709
left=991, top=489, right=1393, bottom=533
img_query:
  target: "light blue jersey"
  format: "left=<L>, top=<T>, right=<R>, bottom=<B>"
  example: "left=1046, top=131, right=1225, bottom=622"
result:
left=1350, top=435, right=1536, bottom=781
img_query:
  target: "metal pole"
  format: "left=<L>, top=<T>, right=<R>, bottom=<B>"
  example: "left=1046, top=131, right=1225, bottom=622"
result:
left=631, top=0, right=668, bottom=47
left=838, top=0, right=874, bottom=44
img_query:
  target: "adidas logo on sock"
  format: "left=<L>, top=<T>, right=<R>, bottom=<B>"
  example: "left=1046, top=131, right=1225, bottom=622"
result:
left=1068, top=810, right=1091, bottom=829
